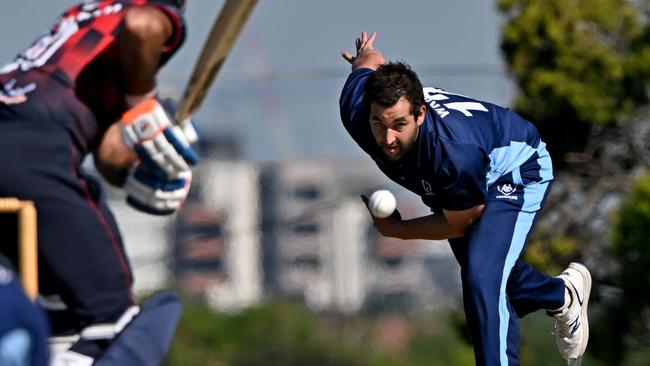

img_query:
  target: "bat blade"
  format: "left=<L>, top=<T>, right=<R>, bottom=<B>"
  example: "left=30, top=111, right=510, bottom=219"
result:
left=174, top=0, right=257, bottom=122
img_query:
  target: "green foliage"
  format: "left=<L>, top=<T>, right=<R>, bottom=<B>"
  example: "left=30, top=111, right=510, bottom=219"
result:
left=524, top=236, right=580, bottom=274
left=165, top=300, right=380, bottom=366
left=612, top=171, right=650, bottom=265
left=498, top=0, right=650, bottom=162
left=590, top=170, right=650, bottom=364
left=518, top=312, right=627, bottom=366
left=611, top=170, right=650, bottom=321
left=164, top=295, right=650, bottom=365
left=519, top=312, right=569, bottom=366
left=164, top=300, right=480, bottom=366
left=404, top=322, right=475, bottom=366
left=612, top=170, right=650, bottom=308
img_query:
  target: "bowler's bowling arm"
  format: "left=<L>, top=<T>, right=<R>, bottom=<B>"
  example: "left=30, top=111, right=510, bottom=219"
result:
left=385, top=205, right=484, bottom=240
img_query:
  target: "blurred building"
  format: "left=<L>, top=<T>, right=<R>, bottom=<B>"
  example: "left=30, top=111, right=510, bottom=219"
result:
left=103, top=134, right=264, bottom=314
left=259, top=159, right=460, bottom=314
left=173, top=199, right=227, bottom=299
left=104, top=143, right=460, bottom=314
left=363, top=200, right=459, bottom=314
left=173, top=135, right=263, bottom=311
left=108, top=199, right=175, bottom=295
left=259, top=159, right=378, bottom=313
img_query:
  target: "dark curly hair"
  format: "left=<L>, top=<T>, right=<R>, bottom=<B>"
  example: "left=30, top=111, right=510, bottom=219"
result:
left=363, top=62, right=425, bottom=117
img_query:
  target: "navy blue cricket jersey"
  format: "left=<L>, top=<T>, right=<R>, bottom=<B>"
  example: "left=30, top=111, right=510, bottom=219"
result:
left=340, top=67, right=553, bottom=212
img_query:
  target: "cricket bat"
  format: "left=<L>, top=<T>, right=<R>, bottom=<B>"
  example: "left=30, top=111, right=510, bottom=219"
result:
left=174, top=0, right=258, bottom=123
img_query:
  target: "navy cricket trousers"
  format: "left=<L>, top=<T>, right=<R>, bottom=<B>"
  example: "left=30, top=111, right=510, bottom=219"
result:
left=449, top=144, right=565, bottom=366
left=0, top=121, right=134, bottom=332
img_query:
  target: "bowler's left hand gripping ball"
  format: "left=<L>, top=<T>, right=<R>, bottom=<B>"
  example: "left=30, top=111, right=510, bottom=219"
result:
left=368, top=189, right=396, bottom=218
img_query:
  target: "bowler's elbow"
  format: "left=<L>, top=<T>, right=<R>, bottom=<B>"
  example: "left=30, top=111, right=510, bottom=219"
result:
left=443, top=204, right=485, bottom=235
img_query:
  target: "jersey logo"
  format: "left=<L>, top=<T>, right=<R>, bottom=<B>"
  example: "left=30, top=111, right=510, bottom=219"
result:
left=135, top=120, right=155, bottom=138
left=497, top=183, right=515, bottom=195
left=496, top=184, right=517, bottom=200
left=422, top=180, right=435, bottom=196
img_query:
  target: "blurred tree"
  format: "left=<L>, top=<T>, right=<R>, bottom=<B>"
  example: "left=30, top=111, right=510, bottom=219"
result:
left=498, top=0, right=650, bottom=167
left=165, top=300, right=379, bottom=366
left=599, top=170, right=650, bottom=364
left=164, top=299, right=483, bottom=366
left=404, top=312, right=475, bottom=366
left=164, top=296, right=650, bottom=365
left=524, top=235, right=579, bottom=273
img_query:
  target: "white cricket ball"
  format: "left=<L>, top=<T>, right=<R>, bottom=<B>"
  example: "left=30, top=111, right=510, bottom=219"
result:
left=368, top=189, right=396, bottom=218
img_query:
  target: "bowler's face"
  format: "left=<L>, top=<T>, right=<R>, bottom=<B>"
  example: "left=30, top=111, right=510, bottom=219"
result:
left=369, top=97, right=425, bottom=161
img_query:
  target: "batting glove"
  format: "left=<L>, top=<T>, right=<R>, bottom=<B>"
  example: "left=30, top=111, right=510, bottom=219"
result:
left=124, top=164, right=192, bottom=215
left=120, top=97, right=199, bottom=179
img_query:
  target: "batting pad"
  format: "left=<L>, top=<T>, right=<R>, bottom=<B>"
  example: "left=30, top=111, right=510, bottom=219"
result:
left=94, top=291, right=183, bottom=365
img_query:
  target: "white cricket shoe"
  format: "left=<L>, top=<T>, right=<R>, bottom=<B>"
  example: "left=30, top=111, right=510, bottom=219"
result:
left=550, top=262, right=591, bottom=364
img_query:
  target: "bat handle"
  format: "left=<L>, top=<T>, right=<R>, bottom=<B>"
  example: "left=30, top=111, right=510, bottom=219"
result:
left=176, top=118, right=199, bottom=145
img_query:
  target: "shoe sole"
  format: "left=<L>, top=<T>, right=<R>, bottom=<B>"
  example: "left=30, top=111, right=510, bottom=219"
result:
left=568, top=262, right=591, bottom=360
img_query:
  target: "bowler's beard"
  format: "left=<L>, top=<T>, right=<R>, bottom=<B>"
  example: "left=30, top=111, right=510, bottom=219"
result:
left=380, top=126, right=420, bottom=162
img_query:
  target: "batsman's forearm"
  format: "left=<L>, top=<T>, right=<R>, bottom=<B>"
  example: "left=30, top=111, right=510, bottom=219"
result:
left=94, top=158, right=129, bottom=187
left=395, top=214, right=465, bottom=240
left=94, top=124, right=138, bottom=187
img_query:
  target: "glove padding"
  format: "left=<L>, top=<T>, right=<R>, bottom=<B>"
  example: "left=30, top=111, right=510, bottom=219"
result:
left=120, top=97, right=198, bottom=179
left=125, top=164, right=192, bottom=215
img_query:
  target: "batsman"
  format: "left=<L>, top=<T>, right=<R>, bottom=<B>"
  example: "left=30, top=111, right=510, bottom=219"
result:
left=340, top=32, right=591, bottom=366
left=0, top=0, right=196, bottom=364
